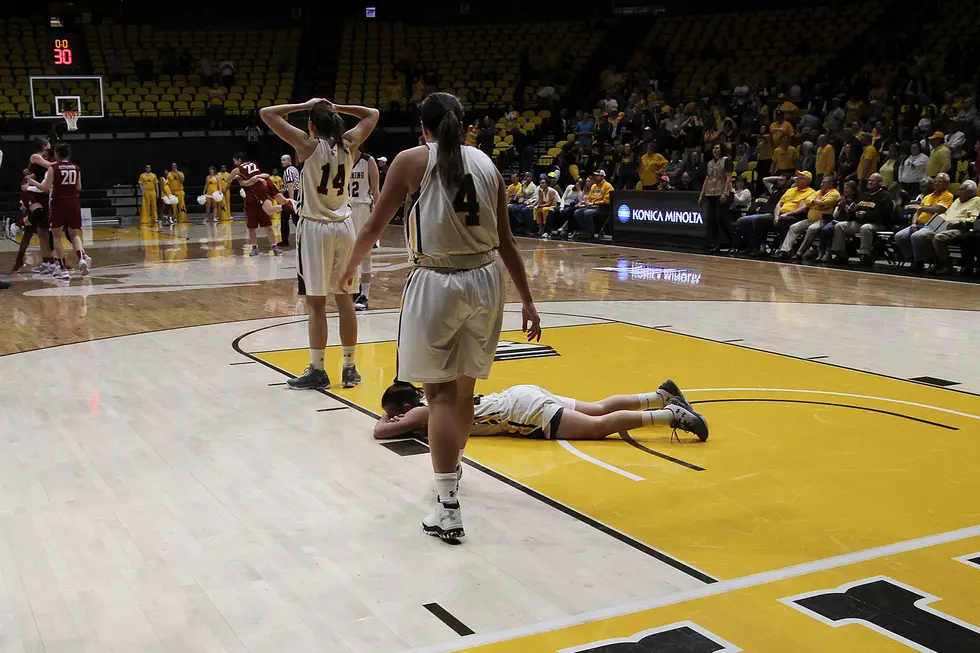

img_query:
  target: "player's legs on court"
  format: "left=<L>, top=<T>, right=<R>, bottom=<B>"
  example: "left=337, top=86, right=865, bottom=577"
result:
left=68, top=228, right=91, bottom=276
left=555, top=403, right=707, bottom=441
left=12, top=224, right=36, bottom=272
left=355, top=253, right=372, bottom=311
left=288, top=294, right=331, bottom=389
left=576, top=379, right=694, bottom=415
left=335, top=292, right=360, bottom=387
left=421, top=377, right=474, bottom=541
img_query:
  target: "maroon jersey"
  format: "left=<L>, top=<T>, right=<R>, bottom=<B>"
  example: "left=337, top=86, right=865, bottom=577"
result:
left=50, top=161, right=80, bottom=200
left=20, top=184, right=33, bottom=209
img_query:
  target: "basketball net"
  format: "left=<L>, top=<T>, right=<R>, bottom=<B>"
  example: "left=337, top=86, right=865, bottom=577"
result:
left=61, top=110, right=79, bottom=131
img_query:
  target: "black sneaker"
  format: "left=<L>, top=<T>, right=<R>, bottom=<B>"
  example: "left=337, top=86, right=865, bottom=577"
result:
left=0, top=280, right=11, bottom=290
left=354, top=295, right=368, bottom=312
left=287, top=366, right=330, bottom=390
left=657, top=379, right=693, bottom=412
left=666, top=401, right=709, bottom=442
left=341, top=365, right=361, bottom=388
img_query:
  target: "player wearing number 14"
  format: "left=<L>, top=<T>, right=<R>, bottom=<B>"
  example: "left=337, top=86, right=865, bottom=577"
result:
left=260, top=98, right=379, bottom=390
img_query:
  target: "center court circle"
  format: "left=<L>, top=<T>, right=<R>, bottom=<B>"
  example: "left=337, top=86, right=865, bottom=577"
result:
left=617, top=204, right=631, bottom=223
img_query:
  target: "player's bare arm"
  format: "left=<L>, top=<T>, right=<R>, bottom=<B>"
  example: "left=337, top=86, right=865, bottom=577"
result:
left=373, top=406, right=430, bottom=440
left=259, top=99, right=322, bottom=162
left=336, top=103, right=380, bottom=150
left=341, top=146, right=428, bottom=287
left=36, top=166, right=55, bottom=193
left=368, top=155, right=380, bottom=204
left=494, top=168, right=542, bottom=341
left=29, top=152, right=52, bottom=169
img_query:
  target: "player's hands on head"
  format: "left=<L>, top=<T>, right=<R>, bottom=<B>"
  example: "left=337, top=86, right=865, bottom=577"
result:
left=522, top=302, right=542, bottom=342
left=306, top=97, right=330, bottom=110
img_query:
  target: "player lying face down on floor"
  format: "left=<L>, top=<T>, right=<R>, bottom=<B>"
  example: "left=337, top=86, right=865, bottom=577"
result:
left=374, top=380, right=709, bottom=442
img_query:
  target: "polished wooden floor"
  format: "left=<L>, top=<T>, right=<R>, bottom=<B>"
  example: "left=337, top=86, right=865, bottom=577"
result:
left=1, top=221, right=978, bottom=357
left=2, top=219, right=979, bottom=653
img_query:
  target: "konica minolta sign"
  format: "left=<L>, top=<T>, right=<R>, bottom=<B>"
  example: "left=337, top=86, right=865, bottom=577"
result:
left=611, top=191, right=707, bottom=243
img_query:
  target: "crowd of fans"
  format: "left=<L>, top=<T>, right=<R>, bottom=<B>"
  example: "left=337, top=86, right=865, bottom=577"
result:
left=498, top=66, right=980, bottom=277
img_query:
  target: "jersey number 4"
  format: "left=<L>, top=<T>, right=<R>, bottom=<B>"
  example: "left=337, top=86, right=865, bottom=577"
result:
left=317, top=163, right=346, bottom=196
left=452, top=173, right=480, bottom=226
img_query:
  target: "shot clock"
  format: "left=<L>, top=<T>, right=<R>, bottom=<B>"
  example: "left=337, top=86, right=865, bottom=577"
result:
left=49, top=31, right=77, bottom=69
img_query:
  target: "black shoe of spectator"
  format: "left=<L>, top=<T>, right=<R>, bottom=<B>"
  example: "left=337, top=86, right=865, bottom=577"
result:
left=912, top=261, right=925, bottom=273
left=832, top=253, right=850, bottom=264
left=959, top=266, right=975, bottom=278
left=772, top=250, right=789, bottom=260
left=0, top=279, right=10, bottom=289
left=931, top=261, right=952, bottom=275
left=748, top=248, right=766, bottom=258
left=858, top=255, right=874, bottom=266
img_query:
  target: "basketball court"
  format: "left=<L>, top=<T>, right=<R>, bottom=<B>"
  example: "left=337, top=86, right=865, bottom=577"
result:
left=2, top=222, right=979, bottom=652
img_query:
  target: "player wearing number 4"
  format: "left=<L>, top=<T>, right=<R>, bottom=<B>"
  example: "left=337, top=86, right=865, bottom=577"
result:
left=341, top=93, right=541, bottom=543
left=260, top=98, right=379, bottom=390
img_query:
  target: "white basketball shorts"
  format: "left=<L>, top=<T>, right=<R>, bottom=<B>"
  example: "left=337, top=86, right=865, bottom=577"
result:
left=350, top=202, right=371, bottom=231
left=296, top=218, right=358, bottom=297
left=472, top=385, right=576, bottom=439
left=396, top=261, right=504, bottom=383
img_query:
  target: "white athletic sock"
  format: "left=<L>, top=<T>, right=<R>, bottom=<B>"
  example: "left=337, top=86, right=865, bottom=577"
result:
left=342, top=346, right=356, bottom=368
left=637, top=392, right=664, bottom=410
left=457, top=448, right=465, bottom=466
left=310, top=348, right=326, bottom=371
left=641, top=409, right=673, bottom=427
left=435, top=472, right=458, bottom=505
left=360, top=282, right=371, bottom=299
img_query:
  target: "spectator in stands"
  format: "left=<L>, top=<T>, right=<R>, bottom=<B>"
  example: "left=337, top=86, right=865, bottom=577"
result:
left=638, top=143, right=667, bottom=190
left=665, top=149, right=684, bottom=184
left=780, top=174, right=840, bottom=261
left=837, top=142, right=859, bottom=183
left=549, top=178, right=585, bottom=239
left=878, top=143, right=901, bottom=188
left=245, top=120, right=261, bottom=159
left=200, top=57, right=213, bottom=86
left=797, top=141, right=816, bottom=177
left=731, top=176, right=753, bottom=218
left=734, top=173, right=790, bottom=256
left=773, top=136, right=798, bottom=177
left=770, top=109, right=795, bottom=144
left=814, top=133, right=835, bottom=188
left=830, top=172, right=892, bottom=265
left=596, top=113, right=613, bottom=145
left=614, top=143, right=639, bottom=190
left=899, top=141, right=929, bottom=197
left=818, top=180, right=860, bottom=262
left=208, top=83, right=226, bottom=129
left=894, top=172, right=953, bottom=270
left=857, top=133, right=879, bottom=191
left=958, top=221, right=980, bottom=277
left=926, top=131, right=952, bottom=178
left=477, top=117, right=494, bottom=156
left=754, top=123, right=774, bottom=191
left=699, top=142, right=734, bottom=253
left=576, top=111, right=594, bottom=148
left=686, top=150, right=706, bottom=192
left=506, top=173, right=525, bottom=232
left=931, top=180, right=980, bottom=274
left=535, top=177, right=561, bottom=238
left=573, top=171, right=613, bottom=239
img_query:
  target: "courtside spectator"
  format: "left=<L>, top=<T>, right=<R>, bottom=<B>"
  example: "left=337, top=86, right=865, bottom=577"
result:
left=775, top=174, right=840, bottom=260
left=735, top=174, right=790, bottom=255
left=895, top=172, right=954, bottom=270
left=926, top=131, right=952, bottom=178
left=830, top=172, right=892, bottom=265
left=639, top=143, right=667, bottom=190
left=686, top=150, right=706, bottom=192
left=506, top=173, right=525, bottom=231
left=931, top=180, right=980, bottom=274
left=548, top=177, right=585, bottom=239
left=535, top=177, right=561, bottom=238
left=818, top=181, right=860, bottom=262
left=731, top=176, right=753, bottom=218
left=770, top=171, right=817, bottom=255
left=699, top=142, right=734, bottom=252
left=573, top=171, right=613, bottom=239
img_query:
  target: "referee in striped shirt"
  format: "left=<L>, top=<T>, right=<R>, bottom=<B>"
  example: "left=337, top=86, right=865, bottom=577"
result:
left=279, top=154, right=300, bottom=247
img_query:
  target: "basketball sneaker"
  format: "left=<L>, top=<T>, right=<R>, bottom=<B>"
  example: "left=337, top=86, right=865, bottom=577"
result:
left=287, top=366, right=330, bottom=390
left=272, top=245, right=283, bottom=256
left=665, top=401, right=709, bottom=442
left=354, top=295, right=368, bottom=311
left=341, top=365, right=361, bottom=388
left=78, top=254, right=92, bottom=277
left=657, top=379, right=693, bottom=412
left=55, top=262, right=70, bottom=281
left=32, top=262, right=52, bottom=275
left=422, top=500, right=465, bottom=541
left=249, top=246, right=259, bottom=257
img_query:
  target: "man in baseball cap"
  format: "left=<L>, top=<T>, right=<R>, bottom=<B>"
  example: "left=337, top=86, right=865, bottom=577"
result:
left=927, top=132, right=951, bottom=178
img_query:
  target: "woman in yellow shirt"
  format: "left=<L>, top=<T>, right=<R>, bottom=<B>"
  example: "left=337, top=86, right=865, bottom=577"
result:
left=465, top=121, right=479, bottom=147
left=166, top=163, right=186, bottom=222
left=204, top=166, right=220, bottom=222
left=639, top=143, right=668, bottom=190
left=217, top=165, right=231, bottom=219
left=878, top=143, right=900, bottom=188
left=158, top=172, right=174, bottom=224
left=772, top=136, right=799, bottom=175
left=138, top=165, right=158, bottom=222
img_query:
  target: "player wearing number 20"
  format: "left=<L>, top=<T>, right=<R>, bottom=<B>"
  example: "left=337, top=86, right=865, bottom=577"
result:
left=341, top=93, right=541, bottom=542
left=260, top=98, right=379, bottom=390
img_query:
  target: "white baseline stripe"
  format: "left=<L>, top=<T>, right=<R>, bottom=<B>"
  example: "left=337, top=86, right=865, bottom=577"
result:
left=686, top=388, right=980, bottom=421
left=558, top=440, right=644, bottom=481
left=403, top=524, right=980, bottom=653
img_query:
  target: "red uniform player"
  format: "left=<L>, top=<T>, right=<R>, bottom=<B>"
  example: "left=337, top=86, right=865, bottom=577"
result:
left=226, top=153, right=282, bottom=256
left=37, top=142, right=91, bottom=279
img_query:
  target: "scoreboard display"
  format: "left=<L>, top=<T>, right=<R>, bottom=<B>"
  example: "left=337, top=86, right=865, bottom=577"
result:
left=49, top=30, right=78, bottom=69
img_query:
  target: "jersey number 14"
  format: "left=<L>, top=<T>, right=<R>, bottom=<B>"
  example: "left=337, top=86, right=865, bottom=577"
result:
left=453, top=173, right=480, bottom=226
left=316, top=163, right=346, bottom=196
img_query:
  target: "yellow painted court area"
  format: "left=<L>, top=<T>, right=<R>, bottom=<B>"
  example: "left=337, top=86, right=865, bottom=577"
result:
left=462, top=535, right=980, bottom=652
left=253, top=322, right=980, bottom=582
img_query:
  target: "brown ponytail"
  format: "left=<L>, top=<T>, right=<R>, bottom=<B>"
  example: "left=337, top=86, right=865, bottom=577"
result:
left=309, top=100, right=349, bottom=152
left=421, top=92, right=465, bottom=190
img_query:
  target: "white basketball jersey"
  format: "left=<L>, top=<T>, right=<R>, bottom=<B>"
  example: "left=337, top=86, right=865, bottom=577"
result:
left=407, top=143, right=500, bottom=269
left=349, top=153, right=372, bottom=204
left=299, top=139, right=353, bottom=223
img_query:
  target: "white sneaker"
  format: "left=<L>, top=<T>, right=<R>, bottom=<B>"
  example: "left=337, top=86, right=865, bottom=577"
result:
left=422, top=500, right=465, bottom=541
left=32, top=262, right=51, bottom=275
left=78, top=255, right=91, bottom=277
left=57, top=263, right=70, bottom=280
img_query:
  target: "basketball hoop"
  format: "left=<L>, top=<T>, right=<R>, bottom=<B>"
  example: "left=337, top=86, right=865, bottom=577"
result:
left=61, top=110, right=79, bottom=131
